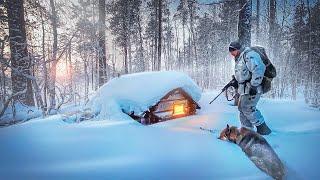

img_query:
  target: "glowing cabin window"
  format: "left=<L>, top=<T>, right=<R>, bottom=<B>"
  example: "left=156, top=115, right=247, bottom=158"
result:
left=173, top=104, right=185, bottom=116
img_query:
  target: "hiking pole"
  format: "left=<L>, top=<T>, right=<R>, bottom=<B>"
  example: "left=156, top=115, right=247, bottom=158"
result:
left=209, top=90, right=224, bottom=104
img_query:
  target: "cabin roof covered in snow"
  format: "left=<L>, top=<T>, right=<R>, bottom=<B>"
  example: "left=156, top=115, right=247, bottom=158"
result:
left=86, top=71, right=202, bottom=118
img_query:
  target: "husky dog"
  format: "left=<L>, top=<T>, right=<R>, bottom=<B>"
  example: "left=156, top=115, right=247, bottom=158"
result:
left=219, top=124, right=285, bottom=180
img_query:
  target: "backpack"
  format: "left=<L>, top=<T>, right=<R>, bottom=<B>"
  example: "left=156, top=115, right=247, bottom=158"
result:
left=249, top=46, right=277, bottom=93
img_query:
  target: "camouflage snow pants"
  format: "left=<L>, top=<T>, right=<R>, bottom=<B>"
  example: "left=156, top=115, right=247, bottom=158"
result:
left=238, top=93, right=265, bottom=129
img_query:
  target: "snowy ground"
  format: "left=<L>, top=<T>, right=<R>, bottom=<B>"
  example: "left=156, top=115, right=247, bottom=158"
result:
left=1, top=91, right=320, bottom=179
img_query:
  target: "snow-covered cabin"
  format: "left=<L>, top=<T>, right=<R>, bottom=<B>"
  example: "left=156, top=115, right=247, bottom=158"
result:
left=87, top=71, right=201, bottom=124
left=140, top=87, right=201, bottom=124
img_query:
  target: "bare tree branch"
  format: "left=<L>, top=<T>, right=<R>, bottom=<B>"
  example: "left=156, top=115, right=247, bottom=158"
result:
left=0, top=58, right=36, bottom=80
left=0, top=89, right=27, bottom=117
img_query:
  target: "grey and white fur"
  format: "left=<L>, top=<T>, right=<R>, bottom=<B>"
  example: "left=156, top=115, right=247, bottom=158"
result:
left=219, top=125, right=285, bottom=180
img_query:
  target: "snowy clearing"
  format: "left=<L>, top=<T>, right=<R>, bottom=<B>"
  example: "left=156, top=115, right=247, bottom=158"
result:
left=0, top=91, right=320, bottom=179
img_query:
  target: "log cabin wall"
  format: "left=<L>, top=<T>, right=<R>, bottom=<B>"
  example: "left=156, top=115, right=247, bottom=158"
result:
left=153, top=89, right=197, bottom=121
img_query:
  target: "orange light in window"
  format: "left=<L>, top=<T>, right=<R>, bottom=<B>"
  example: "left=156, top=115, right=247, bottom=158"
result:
left=173, top=104, right=185, bottom=116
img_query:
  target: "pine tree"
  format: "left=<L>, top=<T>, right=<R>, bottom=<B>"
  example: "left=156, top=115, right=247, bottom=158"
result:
left=306, top=0, right=320, bottom=107
left=134, top=2, right=145, bottom=72
left=71, top=0, right=98, bottom=100
left=197, top=13, right=210, bottom=88
left=292, top=1, right=307, bottom=100
left=218, top=1, right=239, bottom=52
left=108, top=0, right=142, bottom=74
left=145, top=0, right=159, bottom=71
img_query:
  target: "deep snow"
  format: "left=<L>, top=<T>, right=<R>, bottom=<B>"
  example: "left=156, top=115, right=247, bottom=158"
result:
left=0, top=91, right=320, bottom=179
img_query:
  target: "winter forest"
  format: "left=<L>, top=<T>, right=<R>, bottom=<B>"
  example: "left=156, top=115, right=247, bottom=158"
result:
left=2, top=0, right=320, bottom=179
left=0, top=0, right=320, bottom=120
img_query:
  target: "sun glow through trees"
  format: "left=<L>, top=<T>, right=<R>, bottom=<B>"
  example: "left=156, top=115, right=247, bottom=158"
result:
left=56, top=61, right=72, bottom=83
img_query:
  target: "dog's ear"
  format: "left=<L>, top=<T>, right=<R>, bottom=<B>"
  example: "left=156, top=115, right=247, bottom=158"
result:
left=226, top=124, right=230, bottom=132
left=226, top=124, right=231, bottom=135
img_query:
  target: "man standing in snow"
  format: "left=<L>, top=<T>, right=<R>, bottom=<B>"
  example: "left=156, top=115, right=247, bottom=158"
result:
left=228, top=41, right=271, bottom=135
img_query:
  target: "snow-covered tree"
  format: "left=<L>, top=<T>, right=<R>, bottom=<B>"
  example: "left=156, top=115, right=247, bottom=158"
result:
left=6, top=0, right=34, bottom=106
left=238, top=0, right=252, bottom=47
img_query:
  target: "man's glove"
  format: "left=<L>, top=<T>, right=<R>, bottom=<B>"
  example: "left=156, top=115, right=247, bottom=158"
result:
left=222, top=75, right=238, bottom=91
left=249, top=85, right=258, bottom=96
left=230, top=78, right=238, bottom=89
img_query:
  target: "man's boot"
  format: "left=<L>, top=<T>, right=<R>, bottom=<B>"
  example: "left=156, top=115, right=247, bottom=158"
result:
left=256, top=122, right=272, bottom=135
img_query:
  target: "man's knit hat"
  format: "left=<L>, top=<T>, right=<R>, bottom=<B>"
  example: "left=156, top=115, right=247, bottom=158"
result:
left=229, top=41, right=242, bottom=52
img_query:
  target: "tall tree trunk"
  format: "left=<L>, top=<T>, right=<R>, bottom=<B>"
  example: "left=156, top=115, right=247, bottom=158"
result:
left=112, top=41, right=116, bottom=76
left=256, top=0, right=260, bottom=42
left=153, top=36, right=157, bottom=70
left=157, top=0, right=162, bottom=71
left=188, top=1, right=197, bottom=70
left=68, top=45, right=74, bottom=103
left=174, top=20, right=179, bottom=68
left=168, top=22, right=172, bottom=70
left=48, top=0, right=58, bottom=113
left=137, top=14, right=145, bottom=72
left=41, top=10, right=47, bottom=111
left=84, top=54, right=89, bottom=102
left=306, top=0, right=313, bottom=104
left=124, top=45, right=128, bottom=74
left=91, top=52, right=94, bottom=90
left=150, top=40, right=153, bottom=71
left=238, top=0, right=252, bottom=47
left=190, top=17, right=197, bottom=67
left=0, top=37, right=6, bottom=103
left=182, top=23, right=186, bottom=67
left=98, top=0, right=107, bottom=86
left=95, top=42, right=99, bottom=90
left=269, top=0, right=276, bottom=54
left=188, top=32, right=191, bottom=67
left=128, top=37, right=132, bottom=73
left=91, top=0, right=98, bottom=89
left=6, top=0, right=34, bottom=106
